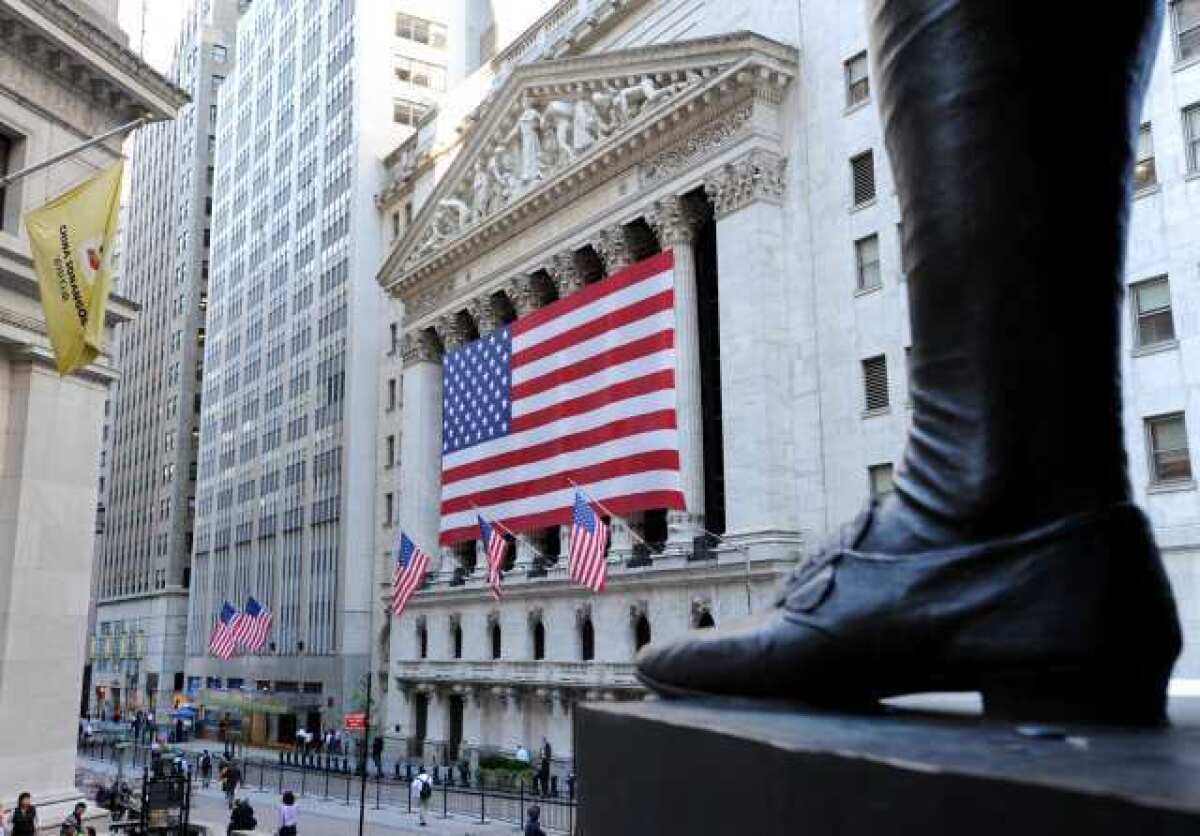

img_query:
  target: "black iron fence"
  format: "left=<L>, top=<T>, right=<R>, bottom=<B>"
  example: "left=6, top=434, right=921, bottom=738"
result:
left=79, top=741, right=576, bottom=833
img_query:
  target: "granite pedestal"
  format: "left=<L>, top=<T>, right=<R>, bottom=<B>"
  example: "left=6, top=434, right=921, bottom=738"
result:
left=575, top=696, right=1200, bottom=835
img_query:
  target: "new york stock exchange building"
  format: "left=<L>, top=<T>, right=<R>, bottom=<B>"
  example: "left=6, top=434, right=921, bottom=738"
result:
left=372, top=0, right=1200, bottom=776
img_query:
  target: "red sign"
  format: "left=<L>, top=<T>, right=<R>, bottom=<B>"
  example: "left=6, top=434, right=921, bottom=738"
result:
left=344, top=712, right=366, bottom=730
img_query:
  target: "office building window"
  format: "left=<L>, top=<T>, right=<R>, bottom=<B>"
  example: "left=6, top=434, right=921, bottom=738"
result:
left=1132, top=276, right=1176, bottom=349
left=1146, top=413, right=1193, bottom=484
left=384, top=492, right=394, bottom=525
left=387, top=378, right=397, bottom=411
left=1185, top=103, right=1200, bottom=174
left=851, top=150, right=875, bottom=206
left=211, top=75, right=224, bottom=95
left=386, top=435, right=395, bottom=467
left=0, top=132, right=11, bottom=229
left=1172, top=0, right=1200, bottom=62
left=862, top=355, right=889, bottom=412
left=868, top=463, right=895, bottom=498
left=395, top=13, right=447, bottom=48
left=855, top=234, right=881, bottom=292
left=394, top=57, right=446, bottom=92
left=1134, top=124, right=1157, bottom=191
left=845, top=51, right=869, bottom=106
left=392, top=99, right=429, bottom=127
left=211, top=44, right=227, bottom=62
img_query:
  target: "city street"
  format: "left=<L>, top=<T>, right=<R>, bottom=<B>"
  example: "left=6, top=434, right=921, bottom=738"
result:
left=76, top=760, right=521, bottom=835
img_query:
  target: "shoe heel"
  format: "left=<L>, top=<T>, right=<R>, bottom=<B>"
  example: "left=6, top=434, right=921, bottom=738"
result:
left=980, top=666, right=1169, bottom=726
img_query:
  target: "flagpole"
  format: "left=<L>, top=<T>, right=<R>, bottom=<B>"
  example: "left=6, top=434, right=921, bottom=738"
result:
left=470, top=503, right=550, bottom=562
left=0, top=116, right=156, bottom=188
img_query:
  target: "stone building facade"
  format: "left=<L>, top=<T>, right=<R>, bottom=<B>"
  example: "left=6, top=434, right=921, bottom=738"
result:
left=375, top=0, right=1200, bottom=774
left=89, top=0, right=240, bottom=720
left=0, top=0, right=185, bottom=815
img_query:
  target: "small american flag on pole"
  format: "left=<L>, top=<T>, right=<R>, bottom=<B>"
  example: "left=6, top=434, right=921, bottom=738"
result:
left=391, top=532, right=431, bottom=618
left=439, top=251, right=685, bottom=544
left=477, top=515, right=508, bottom=600
left=235, top=596, right=273, bottom=652
left=209, top=601, right=241, bottom=660
left=569, top=492, right=610, bottom=592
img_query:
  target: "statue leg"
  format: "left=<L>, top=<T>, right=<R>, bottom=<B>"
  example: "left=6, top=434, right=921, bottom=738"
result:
left=636, top=0, right=1181, bottom=724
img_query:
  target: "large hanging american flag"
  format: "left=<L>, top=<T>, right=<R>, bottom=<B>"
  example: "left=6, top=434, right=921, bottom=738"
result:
left=477, top=515, right=508, bottom=600
left=439, top=250, right=685, bottom=544
left=392, top=532, right=430, bottom=618
left=234, top=596, right=273, bottom=652
left=209, top=601, right=242, bottom=660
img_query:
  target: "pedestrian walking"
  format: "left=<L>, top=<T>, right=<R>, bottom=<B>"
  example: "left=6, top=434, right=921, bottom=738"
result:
left=199, top=750, right=213, bottom=788
left=410, top=768, right=432, bottom=826
left=9, top=793, right=36, bottom=836
left=226, top=799, right=256, bottom=835
left=0, top=800, right=8, bottom=836
left=371, top=736, right=384, bottom=778
left=277, top=791, right=298, bottom=836
left=524, top=805, right=547, bottom=836
left=58, top=802, right=86, bottom=836
left=220, top=760, right=242, bottom=809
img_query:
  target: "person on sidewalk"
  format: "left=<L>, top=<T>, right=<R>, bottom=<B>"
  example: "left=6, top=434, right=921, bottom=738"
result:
left=277, top=790, right=298, bottom=836
left=59, top=802, right=87, bottom=836
left=199, top=750, right=213, bottom=788
left=226, top=799, right=256, bottom=836
left=371, top=736, right=384, bottom=778
left=220, top=760, right=242, bottom=809
left=524, top=805, right=546, bottom=836
left=9, top=793, right=36, bottom=836
left=410, top=768, right=432, bottom=826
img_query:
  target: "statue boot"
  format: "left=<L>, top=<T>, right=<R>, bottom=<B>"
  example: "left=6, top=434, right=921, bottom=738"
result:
left=636, top=0, right=1182, bottom=724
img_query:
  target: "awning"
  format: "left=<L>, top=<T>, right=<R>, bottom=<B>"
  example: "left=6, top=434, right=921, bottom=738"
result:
left=196, top=689, right=325, bottom=716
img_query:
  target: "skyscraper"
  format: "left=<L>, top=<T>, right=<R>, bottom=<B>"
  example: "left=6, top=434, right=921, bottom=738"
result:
left=90, top=0, right=239, bottom=717
left=186, top=0, right=419, bottom=744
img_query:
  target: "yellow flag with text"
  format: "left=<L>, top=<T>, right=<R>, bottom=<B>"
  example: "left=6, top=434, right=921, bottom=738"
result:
left=24, top=161, right=123, bottom=375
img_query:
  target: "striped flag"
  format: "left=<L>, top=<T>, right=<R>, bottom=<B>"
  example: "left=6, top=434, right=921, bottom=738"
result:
left=439, top=250, right=685, bottom=544
left=391, top=532, right=431, bottom=618
left=235, top=596, right=273, bottom=652
left=208, top=601, right=242, bottom=660
left=477, top=515, right=508, bottom=600
left=569, top=492, right=610, bottom=592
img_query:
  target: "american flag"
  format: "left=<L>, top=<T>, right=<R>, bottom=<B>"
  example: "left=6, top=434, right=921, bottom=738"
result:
left=477, top=515, right=508, bottom=600
left=234, top=596, right=273, bottom=652
left=569, top=491, right=610, bottom=592
left=391, top=532, right=430, bottom=618
left=209, top=601, right=242, bottom=660
left=439, top=250, right=685, bottom=544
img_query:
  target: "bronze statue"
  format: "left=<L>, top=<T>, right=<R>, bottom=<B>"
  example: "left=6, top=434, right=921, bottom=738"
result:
left=636, top=0, right=1181, bottom=725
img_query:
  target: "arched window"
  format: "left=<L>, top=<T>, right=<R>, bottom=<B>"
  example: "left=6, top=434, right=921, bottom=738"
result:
left=696, top=612, right=715, bottom=629
left=634, top=614, right=651, bottom=651
left=452, top=623, right=462, bottom=659
left=532, top=620, right=545, bottom=660
left=491, top=622, right=502, bottom=659
left=580, top=617, right=594, bottom=661
left=418, top=624, right=428, bottom=659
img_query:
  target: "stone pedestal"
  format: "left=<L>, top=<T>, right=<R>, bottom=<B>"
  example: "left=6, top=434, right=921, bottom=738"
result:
left=576, top=697, right=1200, bottom=835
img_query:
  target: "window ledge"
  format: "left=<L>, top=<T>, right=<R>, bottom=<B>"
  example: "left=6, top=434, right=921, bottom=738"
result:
left=1173, top=54, right=1200, bottom=73
left=850, top=198, right=877, bottom=213
left=1133, top=340, right=1179, bottom=358
left=854, top=283, right=883, bottom=298
left=862, top=406, right=891, bottom=419
left=1147, top=479, right=1197, bottom=495
left=1133, top=184, right=1161, bottom=199
left=843, top=98, right=871, bottom=116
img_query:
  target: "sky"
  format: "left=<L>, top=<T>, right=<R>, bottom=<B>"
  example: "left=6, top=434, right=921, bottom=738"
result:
left=117, top=0, right=187, bottom=73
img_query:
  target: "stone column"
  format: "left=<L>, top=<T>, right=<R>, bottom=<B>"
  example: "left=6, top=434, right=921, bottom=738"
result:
left=422, top=686, right=448, bottom=766
left=646, top=196, right=706, bottom=546
left=459, top=686, right=483, bottom=769
left=703, top=150, right=804, bottom=559
left=544, top=252, right=584, bottom=299
left=398, top=331, right=444, bottom=571
left=468, top=296, right=500, bottom=337
left=546, top=690, right=572, bottom=767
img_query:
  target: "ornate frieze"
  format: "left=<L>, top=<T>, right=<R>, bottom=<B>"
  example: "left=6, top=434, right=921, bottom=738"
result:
left=703, top=149, right=788, bottom=219
left=640, top=102, right=754, bottom=186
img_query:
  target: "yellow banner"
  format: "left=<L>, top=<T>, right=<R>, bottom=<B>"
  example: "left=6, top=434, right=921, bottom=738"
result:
left=24, top=161, right=123, bottom=374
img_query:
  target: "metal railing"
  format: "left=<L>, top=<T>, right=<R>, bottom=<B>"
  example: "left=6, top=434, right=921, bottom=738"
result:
left=79, top=742, right=577, bottom=833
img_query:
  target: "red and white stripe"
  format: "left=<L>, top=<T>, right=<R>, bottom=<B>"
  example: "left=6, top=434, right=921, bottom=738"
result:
left=484, top=530, right=507, bottom=601
left=440, top=251, right=686, bottom=543
left=392, top=547, right=430, bottom=618
left=209, top=616, right=241, bottom=660
left=569, top=513, right=610, bottom=593
left=241, top=611, right=273, bottom=652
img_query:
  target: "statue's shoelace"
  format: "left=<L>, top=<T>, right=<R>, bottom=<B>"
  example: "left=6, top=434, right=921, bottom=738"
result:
left=773, top=504, right=875, bottom=608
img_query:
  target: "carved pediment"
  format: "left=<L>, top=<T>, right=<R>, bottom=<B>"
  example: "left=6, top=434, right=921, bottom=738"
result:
left=378, top=31, right=797, bottom=305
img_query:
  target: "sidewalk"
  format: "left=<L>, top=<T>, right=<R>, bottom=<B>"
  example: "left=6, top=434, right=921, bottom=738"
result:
left=78, top=757, right=520, bottom=835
